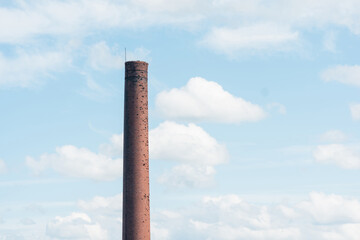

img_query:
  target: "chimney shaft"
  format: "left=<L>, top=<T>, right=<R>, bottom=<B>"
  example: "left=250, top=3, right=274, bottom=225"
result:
left=123, top=61, right=150, bottom=240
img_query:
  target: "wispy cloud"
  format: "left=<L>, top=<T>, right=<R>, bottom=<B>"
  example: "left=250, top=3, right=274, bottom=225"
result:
left=201, top=24, right=299, bottom=55
left=0, top=0, right=359, bottom=55
left=88, top=42, right=123, bottom=71
left=88, top=42, right=150, bottom=71
left=322, top=65, right=360, bottom=87
left=0, top=50, right=70, bottom=88
left=319, top=130, right=347, bottom=142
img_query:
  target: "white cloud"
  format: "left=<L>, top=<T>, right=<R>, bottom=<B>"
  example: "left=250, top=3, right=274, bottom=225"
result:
left=199, top=0, right=360, bottom=54
left=131, top=0, right=207, bottom=14
left=150, top=121, right=228, bottom=188
left=77, top=195, right=122, bottom=240
left=201, top=24, right=299, bottom=54
left=154, top=194, right=278, bottom=239
left=1, top=0, right=360, bottom=43
left=0, top=0, right=203, bottom=44
left=150, top=121, right=228, bottom=165
left=46, top=212, right=108, bottom=240
left=0, top=1, right=122, bottom=43
left=0, top=50, right=69, bottom=88
left=0, top=158, right=6, bottom=174
left=320, top=130, right=347, bottom=142
left=322, top=65, right=360, bottom=87
left=0, top=0, right=360, bottom=56
left=332, top=224, right=360, bottom=240
left=350, top=103, right=360, bottom=121
left=26, top=145, right=122, bottom=181
left=212, top=0, right=360, bottom=34
left=0, top=40, right=149, bottom=88
left=23, top=192, right=360, bottom=239
left=151, top=222, right=170, bottom=240
left=313, top=144, right=360, bottom=169
left=151, top=192, right=360, bottom=240
left=298, top=192, right=360, bottom=224
left=190, top=221, right=300, bottom=240
left=156, top=77, right=266, bottom=123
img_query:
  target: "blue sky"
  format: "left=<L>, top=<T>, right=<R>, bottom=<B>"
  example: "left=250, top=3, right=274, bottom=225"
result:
left=1, top=0, right=360, bottom=239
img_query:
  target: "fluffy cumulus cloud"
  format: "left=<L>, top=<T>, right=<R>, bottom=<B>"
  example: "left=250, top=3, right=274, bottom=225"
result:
left=298, top=192, right=360, bottom=224
left=150, top=121, right=227, bottom=165
left=26, top=145, right=122, bottom=181
left=16, top=192, right=360, bottom=239
left=151, top=192, right=360, bottom=240
left=321, top=65, right=360, bottom=87
left=32, top=195, right=122, bottom=240
left=46, top=212, right=108, bottom=240
left=78, top=194, right=122, bottom=239
left=156, top=77, right=266, bottom=123
left=313, top=144, right=360, bottom=169
left=150, top=121, right=228, bottom=188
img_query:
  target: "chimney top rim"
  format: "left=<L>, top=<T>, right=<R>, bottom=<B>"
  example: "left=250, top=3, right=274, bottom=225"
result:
left=125, top=60, right=148, bottom=64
